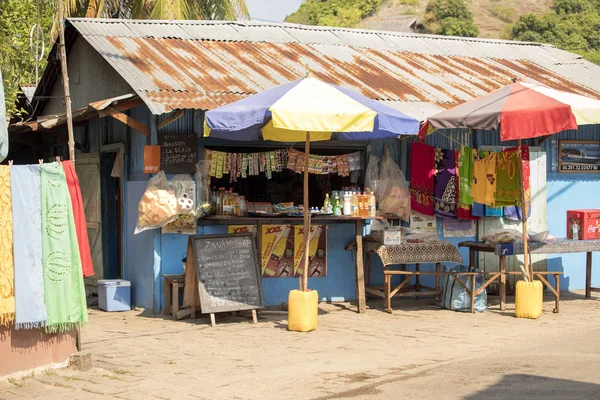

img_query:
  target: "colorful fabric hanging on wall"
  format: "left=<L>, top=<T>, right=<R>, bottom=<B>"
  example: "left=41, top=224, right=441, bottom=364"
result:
left=41, top=163, right=88, bottom=333
left=63, top=161, right=95, bottom=278
left=504, top=205, right=531, bottom=221
left=410, top=142, right=435, bottom=216
left=494, top=148, right=521, bottom=206
left=472, top=151, right=497, bottom=206
left=457, top=146, right=474, bottom=206
left=485, top=206, right=504, bottom=217
left=433, top=148, right=458, bottom=219
left=0, top=166, right=14, bottom=326
left=11, top=165, right=47, bottom=329
left=454, top=150, right=478, bottom=221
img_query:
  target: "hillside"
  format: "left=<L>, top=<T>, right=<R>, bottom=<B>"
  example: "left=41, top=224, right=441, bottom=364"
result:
left=286, top=0, right=553, bottom=39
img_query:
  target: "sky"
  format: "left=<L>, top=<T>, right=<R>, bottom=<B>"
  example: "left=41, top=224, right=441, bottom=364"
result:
left=245, top=0, right=305, bottom=23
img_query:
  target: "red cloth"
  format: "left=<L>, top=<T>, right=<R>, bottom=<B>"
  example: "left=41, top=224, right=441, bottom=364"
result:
left=410, top=142, right=435, bottom=216
left=63, top=161, right=95, bottom=278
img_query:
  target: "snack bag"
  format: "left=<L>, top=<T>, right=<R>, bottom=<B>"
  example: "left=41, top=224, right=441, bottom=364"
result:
left=135, top=171, right=178, bottom=234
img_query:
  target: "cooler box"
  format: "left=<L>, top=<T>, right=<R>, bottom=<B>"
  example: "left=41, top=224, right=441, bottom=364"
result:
left=98, top=279, right=131, bottom=312
left=566, top=209, right=600, bottom=240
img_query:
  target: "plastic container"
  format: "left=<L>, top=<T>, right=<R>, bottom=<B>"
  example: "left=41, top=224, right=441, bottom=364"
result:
left=288, top=289, right=318, bottom=332
left=515, top=280, right=543, bottom=319
left=566, top=209, right=600, bottom=240
left=98, top=279, right=131, bottom=312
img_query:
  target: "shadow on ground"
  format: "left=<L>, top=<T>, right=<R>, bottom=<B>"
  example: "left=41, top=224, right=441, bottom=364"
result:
left=466, top=374, right=600, bottom=399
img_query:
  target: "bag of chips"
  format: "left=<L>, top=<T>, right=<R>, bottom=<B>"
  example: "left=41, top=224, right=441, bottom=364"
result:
left=135, top=171, right=178, bottom=234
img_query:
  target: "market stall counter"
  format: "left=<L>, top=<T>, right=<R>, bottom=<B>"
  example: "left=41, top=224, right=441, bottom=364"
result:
left=347, top=238, right=464, bottom=313
left=458, top=238, right=600, bottom=312
left=202, top=215, right=385, bottom=313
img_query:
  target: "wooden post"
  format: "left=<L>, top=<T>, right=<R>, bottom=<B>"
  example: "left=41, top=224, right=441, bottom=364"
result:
left=355, top=220, right=366, bottom=313
left=435, top=263, right=441, bottom=304
left=469, top=248, right=476, bottom=269
left=586, top=252, right=592, bottom=298
left=499, top=255, right=507, bottom=311
left=252, top=310, right=258, bottom=324
left=164, top=278, right=171, bottom=316
left=210, top=313, right=216, bottom=327
left=470, top=274, right=476, bottom=313
left=301, top=132, right=311, bottom=292
left=57, top=0, right=75, bottom=162
left=172, top=282, right=179, bottom=321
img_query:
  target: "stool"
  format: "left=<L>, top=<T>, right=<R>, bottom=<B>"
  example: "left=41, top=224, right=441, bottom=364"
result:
left=162, top=274, right=185, bottom=320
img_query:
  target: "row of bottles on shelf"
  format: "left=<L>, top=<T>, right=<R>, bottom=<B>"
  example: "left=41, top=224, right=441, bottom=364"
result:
left=212, top=187, right=247, bottom=216
left=323, top=189, right=376, bottom=218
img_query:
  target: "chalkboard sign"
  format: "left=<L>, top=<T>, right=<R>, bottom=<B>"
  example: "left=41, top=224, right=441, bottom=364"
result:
left=159, top=132, right=198, bottom=174
left=190, top=233, right=263, bottom=314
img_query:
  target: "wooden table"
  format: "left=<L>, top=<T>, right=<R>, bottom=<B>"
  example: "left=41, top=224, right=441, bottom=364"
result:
left=203, top=215, right=381, bottom=314
left=349, top=240, right=464, bottom=313
left=459, top=239, right=600, bottom=312
left=162, top=274, right=186, bottom=320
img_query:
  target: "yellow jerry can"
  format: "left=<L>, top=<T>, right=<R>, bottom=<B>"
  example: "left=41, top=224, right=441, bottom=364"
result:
left=515, top=280, right=543, bottom=319
left=288, top=289, right=318, bottom=332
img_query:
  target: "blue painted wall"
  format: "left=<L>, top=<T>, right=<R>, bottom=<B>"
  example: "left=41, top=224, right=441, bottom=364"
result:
left=545, top=176, right=600, bottom=290
left=124, top=181, right=155, bottom=309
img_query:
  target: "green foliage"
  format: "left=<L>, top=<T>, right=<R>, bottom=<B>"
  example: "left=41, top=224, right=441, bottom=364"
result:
left=285, top=0, right=383, bottom=28
left=0, top=0, right=54, bottom=119
left=423, top=0, right=479, bottom=37
left=510, top=0, right=600, bottom=65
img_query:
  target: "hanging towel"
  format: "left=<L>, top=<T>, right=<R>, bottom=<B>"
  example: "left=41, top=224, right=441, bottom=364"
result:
left=519, top=145, right=531, bottom=207
left=504, top=205, right=532, bottom=221
left=485, top=206, right=504, bottom=217
left=410, top=142, right=435, bottom=216
left=457, top=146, right=474, bottom=206
left=433, top=148, right=457, bottom=219
left=12, top=165, right=47, bottom=329
left=455, top=151, right=478, bottom=221
left=472, top=152, right=497, bottom=206
left=63, top=161, right=95, bottom=278
left=41, top=163, right=88, bottom=333
left=0, top=166, right=14, bottom=326
left=471, top=202, right=485, bottom=218
left=494, top=149, right=520, bottom=206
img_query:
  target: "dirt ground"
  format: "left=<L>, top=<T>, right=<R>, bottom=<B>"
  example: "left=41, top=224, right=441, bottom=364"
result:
left=2, top=292, right=600, bottom=400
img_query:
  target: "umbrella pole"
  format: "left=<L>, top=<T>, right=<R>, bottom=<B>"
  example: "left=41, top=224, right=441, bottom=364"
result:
left=301, top=132, right=311, bottom=292
left=518, top=140, right=532, bottom=282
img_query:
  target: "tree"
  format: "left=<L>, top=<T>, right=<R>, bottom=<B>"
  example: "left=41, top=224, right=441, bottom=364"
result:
left=1, top=0, right=249, bottom=120
left=285, top=0, right=382, bottom=28
left=510, top=0, right=600, bottom=65
left=1, top=0, right=54, bottom=119
left=422, top=0, right=479, bottom=37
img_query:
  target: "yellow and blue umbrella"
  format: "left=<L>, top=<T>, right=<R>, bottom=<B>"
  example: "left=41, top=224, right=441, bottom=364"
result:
left=205, top=77, right=419, bottom=291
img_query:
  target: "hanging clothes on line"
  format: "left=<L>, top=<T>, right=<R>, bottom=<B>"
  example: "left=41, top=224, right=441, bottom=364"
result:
left=11, top=165, right=47, bottom=329
left=433, top=148, right=458, bottom=219
left=41, top=163, right=88, bottom=333
left=0, top=166, right=14, bottom=326
left=457, top=146, right=475, bottom=207
left=63, top=161, right=95, bottom=278
left=410, top=142, right=435, bottom=216
left=472, top=151, right=497, bottom=206
left=494, top=148, right=521, bottom=206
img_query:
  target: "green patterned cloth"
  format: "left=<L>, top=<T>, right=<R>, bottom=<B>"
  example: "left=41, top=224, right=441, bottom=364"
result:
left=494, top=149, right=521, bottom=207
left=457, top=146, right=474, bottom=206
left=41, top=163, right=87, bottom=333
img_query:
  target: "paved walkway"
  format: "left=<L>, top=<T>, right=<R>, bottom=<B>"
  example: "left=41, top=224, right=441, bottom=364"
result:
left=1, top=292, right=600, bottom=399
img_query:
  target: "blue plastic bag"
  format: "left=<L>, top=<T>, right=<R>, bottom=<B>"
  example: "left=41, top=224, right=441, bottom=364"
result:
left=440, top=265, right=487, bottom=312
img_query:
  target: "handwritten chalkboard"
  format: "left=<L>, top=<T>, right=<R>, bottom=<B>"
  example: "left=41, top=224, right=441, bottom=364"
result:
left=190, top=233, right=263, bottom=314
left=159, top=132, right=198, bottom=174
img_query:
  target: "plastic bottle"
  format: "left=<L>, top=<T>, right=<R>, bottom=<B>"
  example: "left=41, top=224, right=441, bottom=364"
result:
left=351, top=191, right=359, bottom=217
left=324, top=194, right=331, bottom=214
left=332, top=192, right=342, bottom=216
left=343, top=191, right=352, bottom=216
left=368, top=188, right=377, bottom=218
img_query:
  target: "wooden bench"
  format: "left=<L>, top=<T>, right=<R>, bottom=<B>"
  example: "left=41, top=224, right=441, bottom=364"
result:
left=383, top=269, right=563, bottom=314
left=162, top=274, right=186, bottom=320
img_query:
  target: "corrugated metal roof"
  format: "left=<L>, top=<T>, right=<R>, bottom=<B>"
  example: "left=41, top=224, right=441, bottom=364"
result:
left=67, top=18, right=600, bottom=117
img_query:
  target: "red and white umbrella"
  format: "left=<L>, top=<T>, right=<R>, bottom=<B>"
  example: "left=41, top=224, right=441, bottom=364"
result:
left=419, top=81, right=600, bottom=141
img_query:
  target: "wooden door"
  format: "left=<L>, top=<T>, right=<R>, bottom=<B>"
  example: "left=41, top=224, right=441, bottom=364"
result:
left=478, top=148, right=547, bottom=290
left=75, top=153, right=103, bottom=290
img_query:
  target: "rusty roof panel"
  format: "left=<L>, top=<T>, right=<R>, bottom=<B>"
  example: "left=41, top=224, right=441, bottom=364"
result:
left=67, top=19, right=600, bottom=116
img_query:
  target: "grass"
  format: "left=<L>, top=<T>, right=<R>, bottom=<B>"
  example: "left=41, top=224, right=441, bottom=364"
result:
left=489, top=3, right=516, bottom=23
left=7, top=378, right=22, bottom=387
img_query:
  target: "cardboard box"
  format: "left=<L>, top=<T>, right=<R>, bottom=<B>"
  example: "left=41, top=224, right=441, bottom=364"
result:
left=372, top=227, right=402, bottom=245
